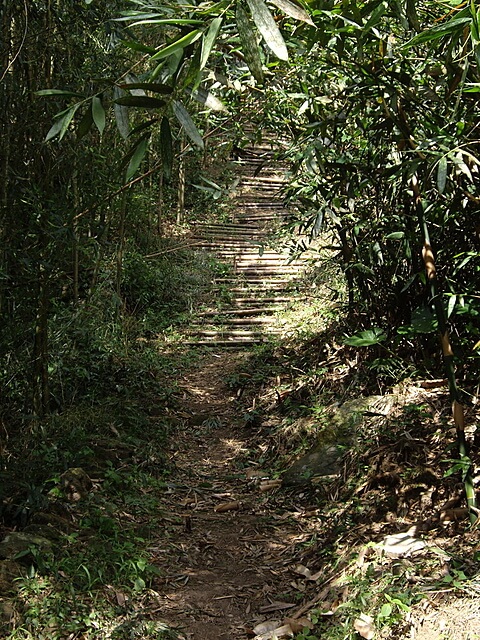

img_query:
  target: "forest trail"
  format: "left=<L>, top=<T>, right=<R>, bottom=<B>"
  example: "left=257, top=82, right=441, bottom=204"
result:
left=153, top=351, right=316, bottom=640
left=186, top=139, right=311, bottom=346
left=150, top=142, right=317, bottom=638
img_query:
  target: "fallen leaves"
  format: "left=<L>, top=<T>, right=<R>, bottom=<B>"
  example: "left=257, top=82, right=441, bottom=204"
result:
left=214, top=500, right=240, bottom=512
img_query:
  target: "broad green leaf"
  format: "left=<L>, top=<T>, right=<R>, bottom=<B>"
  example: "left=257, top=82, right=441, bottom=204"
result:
left=118, top=82, right=172, bottom=94
left=437, top=155, right=448, bottom=194
left=76, top=108, right=94, bottom=140
left=411, top=306, right=437, bottom=333
left=236, top=3, right=264, bottom=83
left=246, top=0, right=289, bottom=60
left=201, top=17, right=223, bottom=70
left=385, top=232, right=405, bottom=240
left=45, top=105, right=79, bottom=141
left=269, top=0, right=315, bottom=26
left=160, top=116, right=173, bottom=181
left=343, top=328, right=386, bottom=347
left=188, top=87, right=229, bottom=112
left=36, top=89, right=85, bottom=98
left=92, top=96, right=105, bottom=135
left=115, top=96, right=166, bottom=108
left=172, top=100, right=204, bottom=149
left=150, top=30, right=202, bottom=61
left=126, top=137, right=148, bottom=181
left=113, top=86, right=130, bottom=140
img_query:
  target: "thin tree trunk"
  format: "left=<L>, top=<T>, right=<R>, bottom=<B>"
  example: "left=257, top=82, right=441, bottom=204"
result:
left=177, top=133, right=186, bottom=225
left=157, top=170, right=164, bottom=235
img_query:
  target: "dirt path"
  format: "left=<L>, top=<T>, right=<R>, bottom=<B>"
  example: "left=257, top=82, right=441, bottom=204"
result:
left=151, top=352, right=309, bottom=640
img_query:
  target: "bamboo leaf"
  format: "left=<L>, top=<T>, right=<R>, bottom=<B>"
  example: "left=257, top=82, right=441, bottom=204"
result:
left=201, top=16, right=223, bottom=70
left=118, top=82, right=173, bottom=94
left=172, top=100, right=204, bottom=149
left=269, top=0, right=315, bottom=26
left=385, top=232, right=405, bottom=240
left=121, top=40, right=157, bottom=54
left=36, top=89, right=85, bottom=98
left=245, top=0, right=289, bottom=60
left=447, top=294, right=457, bottom=319
left=188, top=87, right=229, bottom=112
left=150, top=30, right=202, bottom=61
left=236, top=3, right=264, bottom=83
left=115, top=96, right=166, bottom=108
left=404, top=17, right=471, bottom=47
left=160, top=116, right=173, bottom=181
left=437, top=156, right=448, bottom=194
left=45, top=106, right=78, bottom=141
left=129, top=18, right=203, bottom=27
left=126, top=137, right=148, bottom=181
left=113, top=86, right=130, bottom=140
left=76, top=107, right=94, bottom=140
left=92, top=96, right=106, bottom=135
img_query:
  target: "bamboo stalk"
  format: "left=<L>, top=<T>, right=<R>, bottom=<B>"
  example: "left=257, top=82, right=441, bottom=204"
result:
left=412, top=175, right=477, bottom=523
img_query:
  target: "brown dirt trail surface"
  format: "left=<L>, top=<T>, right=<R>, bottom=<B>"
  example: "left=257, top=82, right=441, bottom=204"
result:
left=151, top=352, right=309, bottom=639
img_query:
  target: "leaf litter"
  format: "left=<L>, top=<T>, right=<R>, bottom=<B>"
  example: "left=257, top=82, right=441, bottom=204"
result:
left=146, top=348, right=480, bottom=640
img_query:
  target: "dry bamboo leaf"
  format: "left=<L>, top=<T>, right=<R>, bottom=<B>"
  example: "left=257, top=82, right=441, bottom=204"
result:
left=354, top=614, right=375, bottom=639
left=214, top=501, right=240, bottom=513
left=253, top=620, right=282, bottom=635
left=293, top=564, right=312, bottom=579
left=284, top=617, right=314, bottom=633
left=259, top=601, right=295, bottom=613
left=260, top=479, right=282, bottom=492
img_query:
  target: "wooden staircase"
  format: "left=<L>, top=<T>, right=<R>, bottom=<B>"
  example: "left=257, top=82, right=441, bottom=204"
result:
left=186, top=141, right=310, bottom=347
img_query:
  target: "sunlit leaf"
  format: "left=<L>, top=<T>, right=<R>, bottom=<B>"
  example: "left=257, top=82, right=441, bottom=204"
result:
left=404, top=17, right=471, bottom=47
left=201, top=16, right=223, bottom=70
left=343, top=328, right=386, bottom=346
left=172, top=100, right=204, bottom=149
left=188, top=87, right=228, bottom=112
left=246, top=0, right=289, bottom=60
left=45, top=105, right=79, bottom=141
left=92, top=96, right=105, bottom=135
left=269, top=0, right=315, bottom=25
left=150, top=30, right=202, bottom=61
left=36, top=89, right=85, bottom=98
left=385, top=232, right=405, bottom=240
left=236, top=3, right=264, bottom=83
left=160, top=116, right=173, bottom=181
left=447, top=294, right=457, bottom=318
left=115, top=96, right=166, bottom=108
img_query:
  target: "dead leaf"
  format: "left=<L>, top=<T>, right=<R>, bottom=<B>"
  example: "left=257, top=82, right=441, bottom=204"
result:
left=259, top=601, right=295, bottom=613
left=294, top=564, right=312, bottom=579
left=246, top=468, right=268, bottom=479
left=354, top=614, right=375, bottom=639
left=284, top=617, right=314, bottom=633
left=214, top=501, right=240, bottom=513
left=253, top=620, right=282, bottom=635
left=259, top=480, right=282, bottom=492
